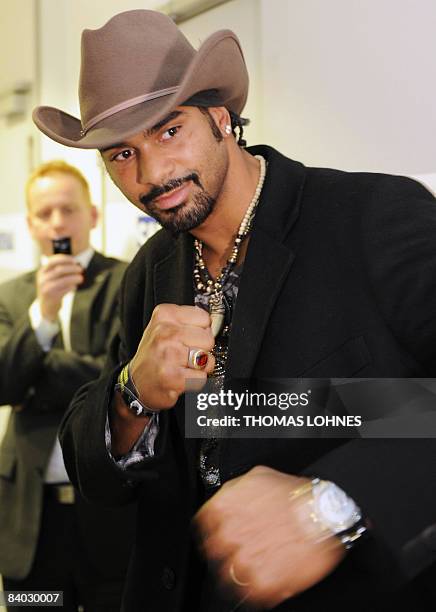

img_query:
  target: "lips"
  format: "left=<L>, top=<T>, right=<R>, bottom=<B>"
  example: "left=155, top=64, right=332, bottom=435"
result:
left=154, top=182, right=191, bottom=210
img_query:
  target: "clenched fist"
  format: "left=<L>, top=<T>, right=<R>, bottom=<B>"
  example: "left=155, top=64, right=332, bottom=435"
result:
left=110, top=303, right=215, bottom=456
left=129, top=303, right=215, bottom=411
left=195, top=466, right=346, bottom=609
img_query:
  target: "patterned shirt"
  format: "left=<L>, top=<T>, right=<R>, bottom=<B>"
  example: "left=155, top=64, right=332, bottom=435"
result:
left=106, top=267, right=242, bottom=481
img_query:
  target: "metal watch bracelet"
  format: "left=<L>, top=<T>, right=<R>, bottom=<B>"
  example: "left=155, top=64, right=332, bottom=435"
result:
left=289, top=478, right=368, bottom=551
left=310, top=478, right=368, bottom=550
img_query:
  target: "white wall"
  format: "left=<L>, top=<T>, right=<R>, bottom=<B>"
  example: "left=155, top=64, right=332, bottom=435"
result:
left=0, top=0, right=39, bottom=283
left=0, top=1, right=36, bottom=94
left=178, top=0, right=262, bottom=145
left=0, top=1, right=37, bottom=212
left=3, top=0, right=436, bottom=244
left=260, top=0, right=436, bottom=175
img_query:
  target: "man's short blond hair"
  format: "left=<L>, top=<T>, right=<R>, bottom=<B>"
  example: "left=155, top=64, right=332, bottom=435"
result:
left=26, top=160, right=92, bottom=208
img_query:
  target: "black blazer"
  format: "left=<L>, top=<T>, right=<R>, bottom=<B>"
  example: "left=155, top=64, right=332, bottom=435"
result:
left=0, top=252, right=135, bottom=580
left=60, top=148, right=436, bottom=611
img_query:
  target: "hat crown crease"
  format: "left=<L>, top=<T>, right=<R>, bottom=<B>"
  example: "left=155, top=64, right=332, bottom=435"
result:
left=78, top=11, right=195, bottom=128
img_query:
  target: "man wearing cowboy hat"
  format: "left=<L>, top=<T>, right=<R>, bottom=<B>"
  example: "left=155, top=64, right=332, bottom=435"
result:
left=35, top=9, right=436, bottom=611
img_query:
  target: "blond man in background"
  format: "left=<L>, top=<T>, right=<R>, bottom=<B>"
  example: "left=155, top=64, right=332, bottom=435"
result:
left=0, top=161, right=134, bottom=611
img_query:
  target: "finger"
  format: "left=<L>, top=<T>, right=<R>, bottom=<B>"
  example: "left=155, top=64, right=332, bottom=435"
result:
left=152, top=303, right=211, bottom=328
left=194, top=507, right=217, bottom=538
left=41, top=263, right=83, bottom=279
left=200, top=530, right=239, bottom=563
left=158, top=341, right=191, bottom=366
left=221, top=557, right=252, bottom=590
left=194, top=495, right=228, bottom=535
left=42, top=275, right=84, bottom=294
left=155, top=361, right=212, bottom=396
left=182, top=368, right=209, bottom=392
left=178, top=325, right=214, bottom=352
left=175, top=305, right=211, bottom=328
left=182, top=353, right=215, bottom=379
left=153, top=324, right=214, bottom=353
left=156, top=342, right=215, bottom=375
left=204, top=352, right=215, bottom=374
left=45, top=253, right=75, bottom=265
left=154, top=362, right=187, bottom=396
left=221, top=551, right=290, bottom=609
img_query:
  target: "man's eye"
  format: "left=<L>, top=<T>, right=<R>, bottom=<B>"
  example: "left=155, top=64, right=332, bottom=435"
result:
left=161, top=126, right=180, bottom=141
left=112, top=149, right=134, bottom=162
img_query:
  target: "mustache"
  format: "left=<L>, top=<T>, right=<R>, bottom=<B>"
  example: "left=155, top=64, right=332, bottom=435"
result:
left=140, top=173, right=202, bottom=207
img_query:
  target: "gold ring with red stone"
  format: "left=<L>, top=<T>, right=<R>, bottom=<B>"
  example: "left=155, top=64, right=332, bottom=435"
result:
left=187, top=348, right=209, bottom=370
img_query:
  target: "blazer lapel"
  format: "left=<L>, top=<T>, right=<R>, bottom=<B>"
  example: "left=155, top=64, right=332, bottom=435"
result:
left=70, top=253, right=110, bottom=354
left=226, top=232, right=295, bottom=380
left=226, top=146, right=307, bottom=381
left=153, top=232, right=194, bottom=308
left=21, top=272, right=38, bottom=307
left=153, top=233, right=199, bottom=478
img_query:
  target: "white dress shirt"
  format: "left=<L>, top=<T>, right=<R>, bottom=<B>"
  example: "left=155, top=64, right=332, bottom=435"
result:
left=29, top=247, right=94, bottom=483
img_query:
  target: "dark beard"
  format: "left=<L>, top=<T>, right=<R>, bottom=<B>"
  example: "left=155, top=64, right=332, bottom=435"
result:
left=140, top=173, right=216, bottom=237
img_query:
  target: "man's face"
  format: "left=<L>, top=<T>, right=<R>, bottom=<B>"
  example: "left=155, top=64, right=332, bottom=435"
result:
left=100, top=106, right=229, bottom=236
left=27, top=172, right=97, bottom=256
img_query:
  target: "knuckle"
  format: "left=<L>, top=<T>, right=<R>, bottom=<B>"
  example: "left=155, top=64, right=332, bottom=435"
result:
left=207, top=496, right=228, bottom=516
left=161, top=342, right=184, bottom=363
left=196, top=306, right=211, bottom=326
left=158, top=364, right=184, bottom=392
left=152, top=303, right=171, bottom=322
left=157, top=363, right=174, bottom=384
left=249, top=465, right=270, bottom=476
left=153, top=322, right=177, bottom=342
left=204, top=331, right=215, bottom=351
left=197, top=370, right=208, bottom=382
left=166, top=390, right=180, bottom=406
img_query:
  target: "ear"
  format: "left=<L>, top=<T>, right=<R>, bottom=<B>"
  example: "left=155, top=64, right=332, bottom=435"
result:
left=90, top=204, right=99, bottom=229
left=26, top=213, right=36, bottom=238
left=207, top=106, right=231, bottom=136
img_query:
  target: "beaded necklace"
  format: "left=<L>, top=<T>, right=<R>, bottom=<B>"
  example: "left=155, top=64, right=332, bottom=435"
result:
left=193, top=155, right=267, bottom=340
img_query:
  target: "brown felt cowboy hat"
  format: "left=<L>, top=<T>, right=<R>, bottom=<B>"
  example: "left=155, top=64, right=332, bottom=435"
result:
left=32, top=9, right=249, bottom=150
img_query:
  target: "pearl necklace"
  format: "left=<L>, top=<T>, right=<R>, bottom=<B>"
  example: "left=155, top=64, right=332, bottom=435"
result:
left=194, top=154, right=267, bottom=337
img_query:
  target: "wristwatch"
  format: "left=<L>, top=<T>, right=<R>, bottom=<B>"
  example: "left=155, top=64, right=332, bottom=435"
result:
left=114, top=363, right=154, bottom=417
left=310, top=478, right=368, bottom=549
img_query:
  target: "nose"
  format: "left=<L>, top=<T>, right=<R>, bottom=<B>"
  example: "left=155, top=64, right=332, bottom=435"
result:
left=136, top=150, right=175, bottom=187
left=50, top=209, right=66, bottom=233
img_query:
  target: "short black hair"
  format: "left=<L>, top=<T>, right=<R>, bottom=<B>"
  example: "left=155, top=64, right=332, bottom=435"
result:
left=184, top=89, right=250, bottom=147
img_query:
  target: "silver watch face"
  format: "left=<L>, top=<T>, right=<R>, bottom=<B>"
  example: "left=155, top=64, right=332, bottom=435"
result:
left=312, top=481, right=362, bottom=533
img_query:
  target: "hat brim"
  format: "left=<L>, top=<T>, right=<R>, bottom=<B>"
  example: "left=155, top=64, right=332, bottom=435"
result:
left=33, top=30, right=248, bottom=150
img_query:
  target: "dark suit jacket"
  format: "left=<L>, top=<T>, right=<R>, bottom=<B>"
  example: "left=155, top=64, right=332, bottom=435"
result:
left=60, top=148, right=436, bottom=611
left=0, top=252, right=135, bottom=581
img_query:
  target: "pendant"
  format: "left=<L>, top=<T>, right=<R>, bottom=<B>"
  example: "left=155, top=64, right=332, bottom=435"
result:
left=209, top=294, right=225, bottom=337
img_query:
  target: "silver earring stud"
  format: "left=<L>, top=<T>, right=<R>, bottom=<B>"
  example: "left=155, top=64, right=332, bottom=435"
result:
left=225, top=125, right=232, bottom=135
